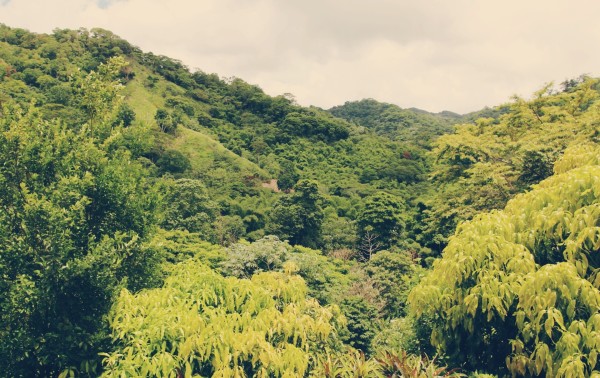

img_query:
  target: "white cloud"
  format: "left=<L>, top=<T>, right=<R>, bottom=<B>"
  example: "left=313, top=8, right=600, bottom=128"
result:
left=0, top=0, right=599, bottom=113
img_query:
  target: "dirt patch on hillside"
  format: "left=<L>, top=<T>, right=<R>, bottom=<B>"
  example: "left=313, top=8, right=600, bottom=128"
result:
left=261, top=179, right=280, bottom=192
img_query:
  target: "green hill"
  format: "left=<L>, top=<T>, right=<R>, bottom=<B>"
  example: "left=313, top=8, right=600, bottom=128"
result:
left=1, top=24, right=599, bottom=377
left=328, top=98, right=458, bottom=146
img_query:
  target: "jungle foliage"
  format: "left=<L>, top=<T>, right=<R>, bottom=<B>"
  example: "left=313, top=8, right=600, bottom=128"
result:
left=1, top=24, right=599, bottom=377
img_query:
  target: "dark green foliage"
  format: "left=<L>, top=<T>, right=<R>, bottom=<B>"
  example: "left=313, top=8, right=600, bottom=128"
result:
left=281, top=110, right=350, bottom=142
left=45, top=83, right=72, bottom=105
left=371, top=317, right=423, bottom=356
left=277, top=159, right=300, bottom=192
left=321, top=210, right=357, bottom=252
left=0, top=103, right=160, bottom=376
left=560, top=74, right=590, bottom=92
left=141, top=53, right=196, bottom=89
left=329, top=99, right=456, bottom=146
left=357, top=192, right=405, bottom=256
left=165, top=96, right=195, bottom=116
left=517, top=149, right=554, bottom=188
left=161, top=178, right=219, bottom=237
left=156, top=149, right=191, bottom=174
left=340, top=296, right=380, bottom=355
left=154, top=108, right=179, bottom=133
left=113, top=103, right=135, bottom=127
left=358, top=149, right=425, bottom=184
left=19, top=67, right=43, bottom=86
left=366, top=251, right=422, bottom=318
left=212, top=214, right=246, bottom=245
left=144, top=74, right=159, bottom=88
left=268, top=180, right=324, bottom=248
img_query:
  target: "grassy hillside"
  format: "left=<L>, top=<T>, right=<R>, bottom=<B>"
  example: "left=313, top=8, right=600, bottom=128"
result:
left=122, top=62, right=268, bottom=178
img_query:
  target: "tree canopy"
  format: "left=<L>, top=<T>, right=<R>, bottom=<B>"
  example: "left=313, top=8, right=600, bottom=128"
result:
left=1, top=23, right=600, bottom=378
left=409, top=144, right=600, bottom=376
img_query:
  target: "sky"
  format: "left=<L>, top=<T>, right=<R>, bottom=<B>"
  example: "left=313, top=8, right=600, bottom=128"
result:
left=1, top=0, right=599, bottom=113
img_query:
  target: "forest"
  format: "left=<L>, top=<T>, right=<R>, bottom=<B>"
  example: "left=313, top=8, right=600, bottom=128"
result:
left=0, top=24, right=599, bottom=377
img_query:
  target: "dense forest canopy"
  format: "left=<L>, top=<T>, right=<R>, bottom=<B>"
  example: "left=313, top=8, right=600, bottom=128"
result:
left=0, top=24, right=599, bottom=377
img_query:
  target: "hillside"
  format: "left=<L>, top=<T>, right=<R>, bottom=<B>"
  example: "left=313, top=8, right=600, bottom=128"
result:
left=329, top=99, right=511, bottom=146
left=3, top=25, right=443, bottom=250
left=122, top=63, right=269, bottom=178
left=329, top=99, right=459, bottom=146
left=1, top=24, right=599, bottom=377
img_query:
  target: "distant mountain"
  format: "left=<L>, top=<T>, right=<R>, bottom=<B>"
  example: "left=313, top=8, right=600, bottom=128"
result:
left=328, top=99, right=459, bottom=146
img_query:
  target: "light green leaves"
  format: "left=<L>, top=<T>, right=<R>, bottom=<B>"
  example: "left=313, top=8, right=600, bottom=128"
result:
left=409, top=146, right=600, bottom=376
left=102, top=261, right=345, bottom=377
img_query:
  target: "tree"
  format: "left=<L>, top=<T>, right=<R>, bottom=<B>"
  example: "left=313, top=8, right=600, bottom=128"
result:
left=421, top=79, right=600, bottom=256
left=339, top=296, right=380, bottom=356
left=357, top=192, right=405, bottom=256
left=250, top=137, right=268, bottom=164
left=212, top=214, right=246, bottom=246
left=279, top=110, right=351, bottom=142
left=277, top=159, right=300, bottom=192
left=72, top=56, right=127, bottom=135
left=156, top=149, right=191, bottom=174
left=268, top=180, right=324, bottom=248
left=100, top=260, right=347, bottom=377
left=321, top=211, right=357, bottom=252
left=517, top=149, right=553, bottom=188
left=409, top=144, right=600, bottom=376
left=154, top=108, right=179, bottom=133
left=366, top=251, right=422, bottom=318
left=113, top=102, right=135, bottom=127
left=0, top=103, right=160, bottom=376
left=220, top=236, right=290, bottom=278
left=161, top=178, right=219, bottom=237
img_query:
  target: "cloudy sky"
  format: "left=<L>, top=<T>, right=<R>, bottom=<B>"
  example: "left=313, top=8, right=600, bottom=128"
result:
left=1, top=0, right=599, bottom=113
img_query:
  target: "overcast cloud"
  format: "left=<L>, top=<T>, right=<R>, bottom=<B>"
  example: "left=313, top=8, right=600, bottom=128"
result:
left=1, top=0, right=599, bottom=113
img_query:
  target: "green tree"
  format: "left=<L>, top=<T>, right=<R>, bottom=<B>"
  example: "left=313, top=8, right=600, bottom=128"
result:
left=421, top=79, right=600, bottom=255
left=517, top=149, right=553, bottom=188
left=268, top=180, right=324, bottom=248
left=101, top=260, right=346, bottom=377
left=72, top=56, right=127, bottom=135
left=212, top=214, right=246, bottom=246
left=357, top=192, right=405, bottom=257
left=154, top=108, right=179, bottom=133
left=112, top=102, right=135, bottom=127
left=366, top=251, right=422, bottom=318
left=156, top=149, right=191, bottom=174
left=339, top=296, right=380, bottom=356
left=321, top=210, right=357, bottom=252
left=277, top=159, right=300, bottom=192
left=161, top=178, right=219, bottom=237
left=0, top=103, right=160, bottom=376
left=220, top=236, right=290, bottom=278
left=409, top=144, right=600, bottom=376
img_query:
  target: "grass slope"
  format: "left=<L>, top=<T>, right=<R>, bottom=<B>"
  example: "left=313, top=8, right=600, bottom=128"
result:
left=122, top=61, right=268, bottom=180
left=169, top=127, right=267, bottom=178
